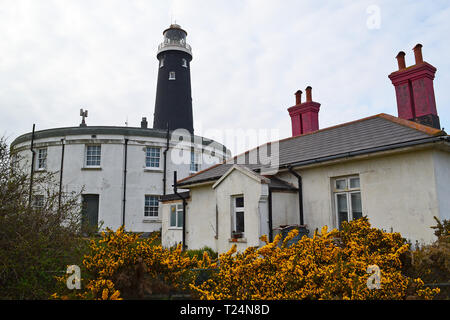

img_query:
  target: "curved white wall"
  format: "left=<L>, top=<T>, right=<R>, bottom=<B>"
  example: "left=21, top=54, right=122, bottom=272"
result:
left=12, top=127, right=229, bottom=233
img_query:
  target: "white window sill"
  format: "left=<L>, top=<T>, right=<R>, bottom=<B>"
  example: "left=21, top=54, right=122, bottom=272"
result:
left=168, top=227, right=183, bottom=230
left=144, top=167, right=163, bottom=173
left=189, top=171, right=198, bottom=174
left=35, top=168, right=47, bottom=172
left=82, top=166, right=102, bottom=171
left=228, top=238, right=247, bottom=243
left=143, top=218, right=161, bottom=223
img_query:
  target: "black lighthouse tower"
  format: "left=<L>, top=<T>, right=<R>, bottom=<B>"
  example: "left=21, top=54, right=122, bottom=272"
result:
left=153, top=24, right=194, bottom=133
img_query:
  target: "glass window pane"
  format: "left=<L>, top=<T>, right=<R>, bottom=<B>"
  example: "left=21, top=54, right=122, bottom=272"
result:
left=235, top=197, right=244, bottom=208
left=337, top=194, right=348, bottom=229
left=337, top=194, right=347, bottom=212
left=335, top=179, right=346, bottom=190
left=170, top=206, right=177, bottom=227
left=350, top=177, right=360, bottom=189
left=177, top=210, right=183, bottom=228
left=351, top=192, right=362, bottom=220
left=235, top=211, right=244, bottom=233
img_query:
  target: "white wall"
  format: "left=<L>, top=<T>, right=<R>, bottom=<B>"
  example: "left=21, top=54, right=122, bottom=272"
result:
left=433, top=150, right=450, bottom=222
left=297, top=149, right=441, bottom=244
left=185, top=184, right=217, bottom=250
left=12, top=130, right=227, bottom=233
left=161, top=199, right=184, bottom=248
left=271, top=191, right=300, bottom=231
left=213, top=169, right=268, bottom=253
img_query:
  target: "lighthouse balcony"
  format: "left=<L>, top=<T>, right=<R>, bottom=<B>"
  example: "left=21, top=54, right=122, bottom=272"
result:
left=157, top=39, right=192, bottom=56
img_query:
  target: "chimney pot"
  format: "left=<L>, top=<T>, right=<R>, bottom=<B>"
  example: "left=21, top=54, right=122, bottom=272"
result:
left=413, top=44, right=423, bottom=64
left=396, top=51, right=406, bottom=70
left=305, top=86, right=312, bottom=102
left=295, top=90, right=302, bottom=105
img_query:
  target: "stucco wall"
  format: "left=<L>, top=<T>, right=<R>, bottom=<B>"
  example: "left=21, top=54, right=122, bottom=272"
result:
left=214, top=169, right=268, bottom=253
left=433, top=150, right=450, bottom=221
left=297, top=149, right=441, bottom=244
left=12, top=130, right=227, bottom=233
left=161, top=199, right=184, bottom=248
left=271, top=191, right=300, bottom=232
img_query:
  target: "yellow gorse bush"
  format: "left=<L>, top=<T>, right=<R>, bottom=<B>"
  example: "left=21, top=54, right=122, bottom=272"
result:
left=189, top=218, right=439, bottom=300
left=53, top=218, right=439, bottom=300
left=53, top=227, right=209, bottom=299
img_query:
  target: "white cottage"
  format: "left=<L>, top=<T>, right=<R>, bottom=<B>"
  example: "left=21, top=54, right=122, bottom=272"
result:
left=161, top=44, right=450, bottom=252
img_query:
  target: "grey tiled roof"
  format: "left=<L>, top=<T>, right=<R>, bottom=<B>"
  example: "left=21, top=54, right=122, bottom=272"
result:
left=177, top=114, right=445, bottom=187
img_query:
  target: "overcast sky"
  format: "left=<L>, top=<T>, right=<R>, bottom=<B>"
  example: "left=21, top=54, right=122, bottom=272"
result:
left=1, top=0, right=449, bottom=154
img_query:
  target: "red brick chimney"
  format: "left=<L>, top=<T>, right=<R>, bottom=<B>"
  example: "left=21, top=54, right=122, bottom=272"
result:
left=388, top=44, right=440, bottom=129
left=288, top=86, right=321, bottom=136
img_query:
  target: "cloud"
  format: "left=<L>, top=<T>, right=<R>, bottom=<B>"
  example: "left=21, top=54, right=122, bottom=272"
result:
left=0, top=0, right=449, bottom=153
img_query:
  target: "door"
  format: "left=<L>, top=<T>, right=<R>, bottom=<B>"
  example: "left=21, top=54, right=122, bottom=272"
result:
left=82, top=194, right=99, bottom=230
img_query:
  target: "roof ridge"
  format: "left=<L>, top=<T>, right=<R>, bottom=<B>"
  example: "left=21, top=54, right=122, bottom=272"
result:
left=377, top=113, right=444, bottom=136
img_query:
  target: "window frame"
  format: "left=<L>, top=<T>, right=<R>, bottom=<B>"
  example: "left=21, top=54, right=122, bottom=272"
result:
left=37, top=148, right=47, bottom=170
left=190, top=150, right=200, bottom=173
left=85, top=145, right=101, bottom=167
left=169, top=71, right=176, bottom=80
left=169, top=203, right=184, bottom=229
left=232, top=195, right=245, bottom=237
left=144, top=195, right=159, bottom=218
left=332, top=175, right=362, bottom=229
left=181, top=58, right=187, bottom=68
left=33, top=194, right=45, bottom=208
left=145, top=146, right=161, bottom=169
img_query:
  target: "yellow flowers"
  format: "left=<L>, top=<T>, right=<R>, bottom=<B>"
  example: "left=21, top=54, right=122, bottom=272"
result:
left=52, top=219, right=439, bottom=300
left=189, top=218, right=439, bottom=300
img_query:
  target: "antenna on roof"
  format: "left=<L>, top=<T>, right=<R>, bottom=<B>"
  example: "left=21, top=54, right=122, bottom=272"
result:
left=80, top=108, right=88, bottom=127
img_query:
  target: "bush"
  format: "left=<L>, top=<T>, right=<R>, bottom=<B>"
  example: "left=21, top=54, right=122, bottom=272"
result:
left=53, top=227, right=213, bottom=299
left=0, top=137, right=84, bottom=299
left=402, top=217, right=450, bottom=299
left=189, top=217, right=439, bottom=300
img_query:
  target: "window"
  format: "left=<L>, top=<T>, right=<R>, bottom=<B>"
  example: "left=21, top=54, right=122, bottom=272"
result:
left=232, top=196, right=245, bottom=236
left=144, top=195, right=159, bottom=217
left=169, top=71, right=176, bottom=80
left=145, top=147, right=161, bottom=168
left=37, top=148, right=47, bottom=170
left=33, top=195, right=44, bottom=208
left=333, top=176, right=362, bottom=229
left=181, top=58, right=187, bottom=68
left=85, top=145, right=101, bottom=167
left=160, top=58, right=164, bottom=68
left=170, top=203, right=183, bottom=228
left=190, top=150, right=199, bottom=173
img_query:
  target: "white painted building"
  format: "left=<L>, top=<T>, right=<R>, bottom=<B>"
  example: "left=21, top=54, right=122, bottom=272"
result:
left=11, top=124, right=229, bottom=233
left=161, top=45, right=450, bottom=252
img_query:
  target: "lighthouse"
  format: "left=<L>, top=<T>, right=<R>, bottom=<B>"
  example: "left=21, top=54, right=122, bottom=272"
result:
left=153, top=24, right=194, bottom=133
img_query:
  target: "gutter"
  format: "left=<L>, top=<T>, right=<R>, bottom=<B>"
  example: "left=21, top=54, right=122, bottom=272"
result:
left=58, top=138, right=65, bottom=212
left=122, top=138, right=129, bottom=228
left=268, top=188, right=273, bottom=242
left=163, top=125, right=170, bottom=195
left=28, top=124, right=36, bottom=208
left=173, top=171, right=189, bottom=251
left=283, top=135, right=447, bottom=170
